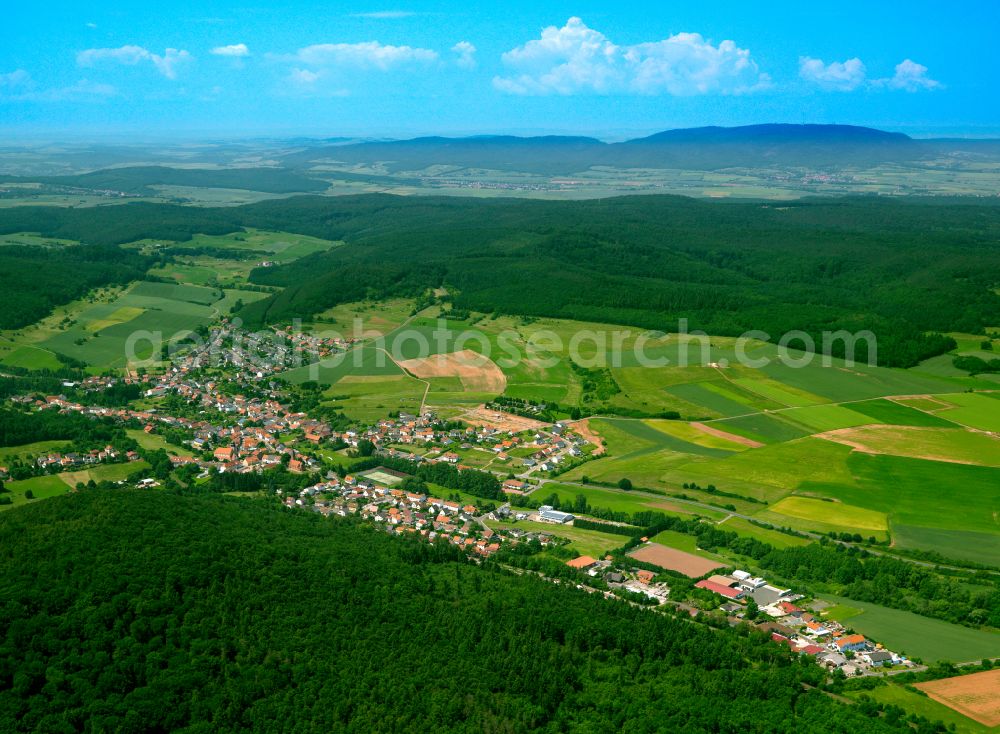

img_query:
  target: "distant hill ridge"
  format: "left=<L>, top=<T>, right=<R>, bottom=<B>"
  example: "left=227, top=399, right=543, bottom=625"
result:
left=6, top=125, right=999, bottom=184
left=280, top=123, right=957, bottom=173
left=627, top=123, right=913, bottom=144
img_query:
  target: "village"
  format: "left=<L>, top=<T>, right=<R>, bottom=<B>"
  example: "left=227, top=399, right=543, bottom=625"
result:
left=1, top=321, right=920, bottom=679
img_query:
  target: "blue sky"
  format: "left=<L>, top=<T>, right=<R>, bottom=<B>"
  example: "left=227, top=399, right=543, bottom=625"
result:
left=2, top=1, right=998, bottom=139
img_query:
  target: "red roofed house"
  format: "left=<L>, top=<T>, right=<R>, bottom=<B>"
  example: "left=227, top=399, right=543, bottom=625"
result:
left=566, top=555, right=598, bottom=570
left=502, top=479, right=527, bottom=494
left=835, top=634, right=868, bottom=652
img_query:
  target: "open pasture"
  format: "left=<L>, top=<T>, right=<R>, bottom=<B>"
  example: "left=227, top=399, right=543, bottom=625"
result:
left=808, top=453, right=1000, bottom=566
left=934, top=393, right=1000, bottom=432
left=0, top=343, right=63, bottom=371
left=764, top=495, right=888, bottom=532
left=488, top=518, right=625, bottom=557
left=323, top=374, right=426, bottom=422
left=58, top=460, right=150, bottom=487
left=717, top=516, right=811, bottom=549
left=819, top=595, right=1000, bottom=664
left=0, top=474, right=75, bottom=510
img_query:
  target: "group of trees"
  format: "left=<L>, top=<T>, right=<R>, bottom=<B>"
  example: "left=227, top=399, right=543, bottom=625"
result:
left=953, top=354, right=1000, bottom=374
left=0, top=407, right=133, bottom=453
left=0, top=490, right=950, bottom=732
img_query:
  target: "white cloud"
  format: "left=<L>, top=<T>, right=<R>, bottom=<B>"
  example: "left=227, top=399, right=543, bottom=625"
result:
left=289, top=41, right=437, bottom=70
left=86, top=22, right=97, bottom=29
left=452, top=41, right=476, bottom=69
left=0, top=69, right=32, bottom=89
left=289, top=68, right=321, bottom=85
left=799, top=56, right=866, bottom=91
left=77, top=45, right=192, bottom=79
left=494, top=17, right=768, bottom=96
left=876, top=59, right=941, bottom=91
left=211, top=43, right=249, bottom=57
left=349, top=10, right=415, bottom=19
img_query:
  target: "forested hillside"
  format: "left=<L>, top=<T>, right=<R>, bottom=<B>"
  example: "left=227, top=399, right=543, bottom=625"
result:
left=0, top=490, right=935, bottom=733
left=0, top=244, right=152, bottom=329
left=1, top=194, right=998, bottom=366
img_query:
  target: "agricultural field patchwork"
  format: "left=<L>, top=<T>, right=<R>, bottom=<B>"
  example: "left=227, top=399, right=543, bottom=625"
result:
left=30, top=281, right=233, bottom=370
left=817, top=425, right=1000, bottom=467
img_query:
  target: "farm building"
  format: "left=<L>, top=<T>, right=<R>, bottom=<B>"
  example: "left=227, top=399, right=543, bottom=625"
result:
left=537, top=505, right=574, bottom=524
left=695, top=579, right=744, bottom=599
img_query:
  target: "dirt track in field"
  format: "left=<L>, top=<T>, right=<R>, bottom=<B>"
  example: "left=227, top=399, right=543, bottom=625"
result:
left=690, top=422, right=764, bottom=448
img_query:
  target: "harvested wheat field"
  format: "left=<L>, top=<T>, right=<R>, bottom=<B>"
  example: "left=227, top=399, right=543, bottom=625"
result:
left=915, top=668, right=1000, bottom=727
left=398, top=349, right=506, bottom=392
left=628, top=542, right=724, bottom=578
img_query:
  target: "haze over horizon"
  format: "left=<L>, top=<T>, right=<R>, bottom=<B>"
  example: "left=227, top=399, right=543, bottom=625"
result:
left=3, top=1, right=999, bottom=139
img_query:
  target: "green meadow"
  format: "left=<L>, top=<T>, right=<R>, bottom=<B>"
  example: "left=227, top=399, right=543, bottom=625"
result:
left=819, top=594, right=1000, bottom=663
left=1, top=474, right=74, bottom=510
left=486, top=518, right=626, bottom=558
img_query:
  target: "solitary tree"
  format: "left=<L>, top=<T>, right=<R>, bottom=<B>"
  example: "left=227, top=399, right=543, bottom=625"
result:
left=617, top=478, right=632, bottom=491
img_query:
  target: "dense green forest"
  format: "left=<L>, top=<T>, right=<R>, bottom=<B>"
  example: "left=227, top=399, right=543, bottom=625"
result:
left=1, top=194, right=999, bottom=365
left=0, top=490, right=945, bottom=733
left=0, top=166, right=329, bottom=195
left=0, top=244, right=153, bottom=329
